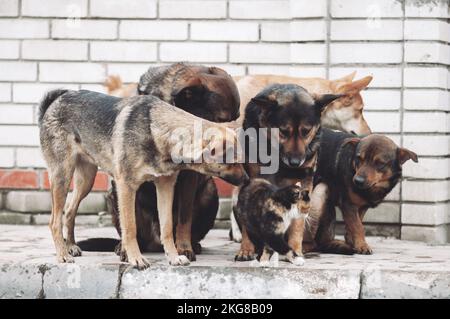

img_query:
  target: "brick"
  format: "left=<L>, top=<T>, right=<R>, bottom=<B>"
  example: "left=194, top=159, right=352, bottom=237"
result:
left=404, top=67, right=448, bottom=89
left=42, top=171, right=109, bottom=192
left=403, top=112, right=448, bottom=133
left=405, top=0, right=449, bottom=18
left=214, top=178, right=233, bottom=197
left=291, top=43, right=327, bottom=64
left=330, top=43, right=402, bottom=64
left=0, top=83, right=11, bottom=102
left=67, top=193, right=107, bottom=213
left=329, top=67, right=402, bottom=88
left=290, top=20, right=326, bottom=41
left=80, top=84, right=107, bottom=94
left=405, top=42, right=450, bottom=65
left=364, top=111, right=400, bottom=133
left=22, top=0, right=87, bottom=17
left=402, top=180, right=449, bottom=202
left=217, top=198, right=232, bottom=220
left=402, top=203, right=449, bottom=226
left=405, top=20, right=449, bottom=42
left=403, top=135, right=450, bottom=157
left=0, top=148, right=14, bottom=168
left=336, top=203, right=400, bottom=223
left=0, top=104, right=34, bottom=124
left=290, top=0, right=326, bottom=18
left=385, top=183, right=400, bottom=201
left=288, top=67, right=327, bottom=78
left=403, top=158, right=449, bottom=179
left=16, top=148, right=46, bottom=168
left=331, top=20, right=403, bottom=41
left=361, top=89, right=401, bottom=111
left=230, top=43, right=289, bottom=64
left=159, top=0, right=226, bottom=19
left=13, top=83, right=79, bottom=104
left=191, top=22, right=259, bottom=42
left=0, top=40, right=19, bottom=59
left=90, top=0, right=156, bottom=18
left=229, top=0, right=290, bottom=19
left=331, top=0, right=403, bottom=18
left=120, top=21, right=188, bottom=40
left=401, top=225, right=448, bottom=244
left=0, top=62, right=37, bottom=81
left=22, top=40, right=88, bottom=61
left=0, top=211, right=31, bottom=224
left=213, top=64, right=246, bottom=77
left=0, top=125, right=39, bottom=146
left=160, top=43, right=227, bottom=63
left=403, top=89, right=449, bottom=111
left=0, top=169, right=39, bottom=189
left=91, top=41, right=157, bottom=62
left=107, top=63, right=155, bottom=83
left=247, top=65, right=291, bottom=76
left=51, top=19, right=118, bottom=40
left=39, top=62, right=106, bottom=83
left=0, top=19, right=49, bottom=39
left=261, top=22, right=290, bottom=42
left=0, top=0, right=19, bottom=16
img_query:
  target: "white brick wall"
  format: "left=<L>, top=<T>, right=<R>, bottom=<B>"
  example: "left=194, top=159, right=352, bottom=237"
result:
left=0, top=0, right=448, bottom=243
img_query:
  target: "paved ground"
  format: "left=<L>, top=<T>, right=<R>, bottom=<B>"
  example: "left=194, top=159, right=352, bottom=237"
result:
left=0, top=225, right=449, bottom=299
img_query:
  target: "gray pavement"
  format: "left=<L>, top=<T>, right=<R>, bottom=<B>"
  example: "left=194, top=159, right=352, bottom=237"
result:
left=0, top=225, right=449, bottom=298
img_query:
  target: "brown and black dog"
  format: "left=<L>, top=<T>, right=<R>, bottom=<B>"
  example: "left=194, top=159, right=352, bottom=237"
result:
left=235, top=84, right=342, bottom=261
left=79, top=63, right=240, bottom=261
left=307, top=128, right=418, bottom=255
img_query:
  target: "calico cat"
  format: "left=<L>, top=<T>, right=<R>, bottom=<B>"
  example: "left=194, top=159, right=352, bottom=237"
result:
left=233, top=179, right=306, bottom=266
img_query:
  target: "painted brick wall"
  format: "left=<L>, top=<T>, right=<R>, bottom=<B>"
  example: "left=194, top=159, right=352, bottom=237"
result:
left=0, top=0, right=448, bottom=243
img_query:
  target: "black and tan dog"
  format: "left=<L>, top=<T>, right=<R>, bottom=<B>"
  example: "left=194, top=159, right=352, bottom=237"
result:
left=235, top=84, right=342, bottom=261
left=83, top=63, right=240, bottom=261
left=308, top=128, right=418, bottom=255
left=39, top=89, right=247, bottom=269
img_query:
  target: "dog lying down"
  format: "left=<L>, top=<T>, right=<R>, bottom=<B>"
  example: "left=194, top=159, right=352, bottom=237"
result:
left=234, top=179, right=307, bottom=266
left=38, top=89, right=248, bottom=269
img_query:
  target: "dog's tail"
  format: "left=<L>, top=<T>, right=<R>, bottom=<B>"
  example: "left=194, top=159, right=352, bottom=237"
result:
left=318, top=240, right=354, bottom=255
left=38, top=89, right=68, bottom=123
left=104, top=75, right=123, bottom=94
left=76, top=238, right=120, bottom=252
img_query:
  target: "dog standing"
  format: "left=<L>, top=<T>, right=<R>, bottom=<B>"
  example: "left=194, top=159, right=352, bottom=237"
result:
left=39, top=89, right=247, bottom=269
left=95, top=63, right=240, bottom=261
left=309, top=128, right=418, bottom=254
left=235, top=84, right=342, bottom=261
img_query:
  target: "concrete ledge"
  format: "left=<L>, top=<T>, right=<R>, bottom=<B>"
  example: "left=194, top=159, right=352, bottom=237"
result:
left=0, top=226, right=449, bottom=299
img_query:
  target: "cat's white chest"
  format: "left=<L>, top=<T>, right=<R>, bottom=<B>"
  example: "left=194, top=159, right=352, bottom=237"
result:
left=282, top=205, right=301, bottom=230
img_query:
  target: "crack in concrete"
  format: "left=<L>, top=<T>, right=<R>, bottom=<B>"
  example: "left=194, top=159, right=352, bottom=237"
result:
left=37, top=264, right=50, bottom=299
left=114, top=264, right=129, bottom=299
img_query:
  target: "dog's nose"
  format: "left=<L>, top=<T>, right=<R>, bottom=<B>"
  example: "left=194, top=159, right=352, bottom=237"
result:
left=354, top=175, right=366, bottom=187
left=288, top=158, right=302, bottom=167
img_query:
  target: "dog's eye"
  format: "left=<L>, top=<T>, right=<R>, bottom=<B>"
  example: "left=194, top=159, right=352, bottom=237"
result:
left=301, top=127, right=311, bottom=136
left=375, top=160, right=387, bottom=170
left=280, top=129, right=290, bottom=137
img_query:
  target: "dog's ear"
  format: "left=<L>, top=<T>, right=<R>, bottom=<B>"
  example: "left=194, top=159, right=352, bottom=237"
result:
left=398, top=147, right=418, bottom=165
left=331, top=71, right=356, bottom=90
left=338, top=76, right=373, bottom=96
left=171, top=77, right=205, bottom=107
left=313, top=94, right=344, bottom=113
left=249, top=95, right=279, bottom=124
left=342, top=137, right=361, bottom=148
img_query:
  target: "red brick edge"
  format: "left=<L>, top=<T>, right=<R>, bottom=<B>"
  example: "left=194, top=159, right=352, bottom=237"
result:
left=0, top=169, right=233, bottom=197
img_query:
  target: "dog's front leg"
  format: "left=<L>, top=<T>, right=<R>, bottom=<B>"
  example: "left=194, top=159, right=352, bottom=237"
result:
left=155, top=173, right=190, bottom=266
left=342, top=205, right=372, bottom=255
left=115, top=179, right=150, bottom=269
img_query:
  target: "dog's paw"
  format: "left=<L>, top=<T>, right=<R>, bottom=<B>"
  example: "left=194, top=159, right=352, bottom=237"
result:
left=353, top=243, right=373, bottom=255
left=67, top=244, right=82, bottom=257
left=291, top=256, right=305, bottom=266
left=168, top=254, right=190, bottom=266
left=192, top=242, right=202, bottom=255
left=57, top=253, right=74, bottom=263
left=176, top=241, right=196, bottom=261
left=234, top=249, right=255, bottom=262
left=120, top=250, right=150, bottom=270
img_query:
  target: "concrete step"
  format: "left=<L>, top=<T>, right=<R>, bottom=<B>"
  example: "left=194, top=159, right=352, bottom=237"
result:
left=0, top=225, right=449, bottom=299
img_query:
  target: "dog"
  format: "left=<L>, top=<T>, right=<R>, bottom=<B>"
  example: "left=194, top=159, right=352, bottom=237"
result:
left=308, top=128, right=418, bottom=255
left=235, top=72, right=372, bottom=135
left=234, top=84, right=342, bottom=261
left=85, top=63, right=241, bottom=261
left=234, top=180, right=306, bottom=266
left=39, top=89, right=248, bottom=269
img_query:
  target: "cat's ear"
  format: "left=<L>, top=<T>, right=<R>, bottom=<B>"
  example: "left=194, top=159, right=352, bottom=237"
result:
left=273, top=184, right=301, bottom=208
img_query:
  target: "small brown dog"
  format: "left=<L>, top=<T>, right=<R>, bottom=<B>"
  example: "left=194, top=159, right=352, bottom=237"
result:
left=309, top=128, right=418, bottom=255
